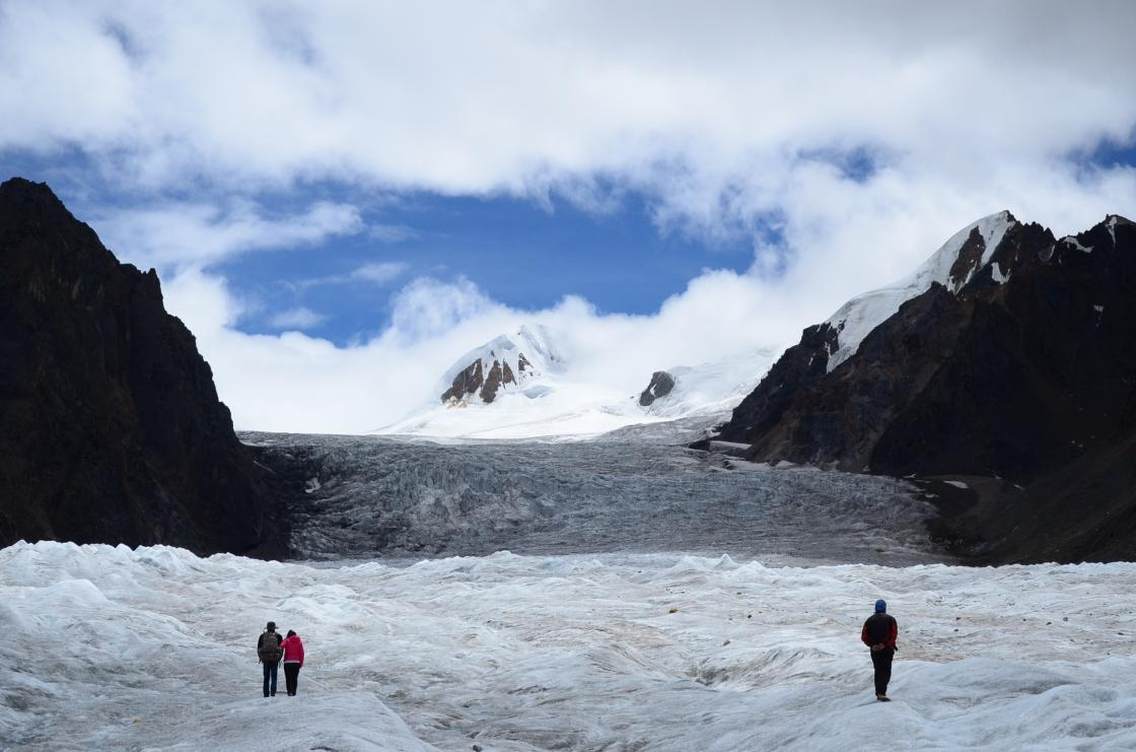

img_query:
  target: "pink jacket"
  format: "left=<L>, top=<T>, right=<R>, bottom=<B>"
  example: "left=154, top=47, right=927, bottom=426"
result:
left=281, top=635, right=305, bottom=666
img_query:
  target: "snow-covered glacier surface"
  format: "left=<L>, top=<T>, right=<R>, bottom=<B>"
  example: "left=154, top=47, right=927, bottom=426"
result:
left=245, top=433, right=940, bottom=566
left=4, top=541, right=1136, bottom=751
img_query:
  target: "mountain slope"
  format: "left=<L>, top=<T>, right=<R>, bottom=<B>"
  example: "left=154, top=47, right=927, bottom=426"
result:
left=0, top=178, right=286, bottom=555
left=379, top=327, right=774, bottom=440
left=713, top=211, right=1136, bottom=562
left=439, top=325, right=562, bottom=405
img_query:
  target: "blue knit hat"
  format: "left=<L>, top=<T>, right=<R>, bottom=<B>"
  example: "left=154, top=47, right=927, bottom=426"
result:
left=875, top=599, right=887, bottom=613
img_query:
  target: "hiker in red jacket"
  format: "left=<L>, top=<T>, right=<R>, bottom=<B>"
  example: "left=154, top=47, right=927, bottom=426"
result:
left=281, top=630, right=306, bottom=696
left=861, top=599, right=898, bottom=701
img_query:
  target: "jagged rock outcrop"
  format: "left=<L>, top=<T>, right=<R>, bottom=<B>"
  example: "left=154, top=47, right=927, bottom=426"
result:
left=439, top=327, right=554, bottom=405
left=714, top=213, right=1136, bottom=562
left=638, top=371, right=676, bottom=406
left=0, top=178, right=287, bottom=556
left=441, top=356, right=518, bottom=404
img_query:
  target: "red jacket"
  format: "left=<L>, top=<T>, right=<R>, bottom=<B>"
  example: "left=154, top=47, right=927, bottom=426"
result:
left=861, top=613, right=898, bottom=650
left=281, top=635, right=305, bottom=666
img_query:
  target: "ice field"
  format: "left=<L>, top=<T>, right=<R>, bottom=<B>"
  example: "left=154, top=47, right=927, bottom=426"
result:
left=4, top=540, right=1136, bottom=751
left=248, top=436, right=943, bottom=566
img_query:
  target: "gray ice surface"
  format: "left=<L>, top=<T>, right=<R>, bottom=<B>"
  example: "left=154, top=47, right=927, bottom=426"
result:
left=243, top=432, right=948, bottom=566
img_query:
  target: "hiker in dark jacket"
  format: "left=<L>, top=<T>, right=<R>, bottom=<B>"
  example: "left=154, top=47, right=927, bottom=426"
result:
left=860, top=599, right=898, bottom=701
left=257, top=621, right=284, bottom=697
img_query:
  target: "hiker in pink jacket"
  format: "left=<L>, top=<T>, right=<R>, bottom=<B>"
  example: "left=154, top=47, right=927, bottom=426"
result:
left=281, top=630, right=305, bottom=696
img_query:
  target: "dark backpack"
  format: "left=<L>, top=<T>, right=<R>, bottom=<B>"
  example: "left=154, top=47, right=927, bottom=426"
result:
left=258, top=631, right=282, bottom=663
left=864, top=613, right=896, bottom=644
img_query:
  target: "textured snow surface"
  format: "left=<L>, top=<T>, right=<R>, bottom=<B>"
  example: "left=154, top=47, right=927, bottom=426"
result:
left=245, top=434, right=941, bottom=565
left=5, top=541, right=1136, bottom=751
left=824, top=211, right=1016, bottom=372
left=642, top=353, right=775, bottom=419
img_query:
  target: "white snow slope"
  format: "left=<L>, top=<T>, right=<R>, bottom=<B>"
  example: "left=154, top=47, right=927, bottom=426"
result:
left=823, top=211, right=1016, bottom=371
left=5, top=540, right=1136, bottom=751
left=378, top=328, right=774, bottom=441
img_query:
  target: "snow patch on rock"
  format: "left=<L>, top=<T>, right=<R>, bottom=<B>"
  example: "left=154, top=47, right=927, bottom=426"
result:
left=824, top=211, right=1016, bottom=372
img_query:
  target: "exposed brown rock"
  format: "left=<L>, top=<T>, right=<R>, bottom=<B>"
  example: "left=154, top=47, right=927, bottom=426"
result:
left=480, top=360, right=504, bottom=403
left=442, top=359, right=484, bottom=403
left=442, top=353, right=523, bottom=404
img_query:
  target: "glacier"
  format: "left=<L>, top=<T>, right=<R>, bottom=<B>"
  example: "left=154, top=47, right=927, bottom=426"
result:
left=246, top=434, right=941, bottom=564
left=4, top=540, right=1136, bottom=750
left=4, top=436, right=1134, bottom=750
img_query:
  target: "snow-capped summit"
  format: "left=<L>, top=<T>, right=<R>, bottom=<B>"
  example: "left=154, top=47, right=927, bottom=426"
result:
left=439, top=324, right=562, bottom=405
left=377, top=323, right=636, bottom=439
left=822, top=210, right=1017, bottom=371
left=377, top=324, right=776, bottom=440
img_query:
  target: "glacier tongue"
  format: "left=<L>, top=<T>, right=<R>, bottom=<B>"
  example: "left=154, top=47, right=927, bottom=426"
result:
left=4, top=540, right=1136, bottom=751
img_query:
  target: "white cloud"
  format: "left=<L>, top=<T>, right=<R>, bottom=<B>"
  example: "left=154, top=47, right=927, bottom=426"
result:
left=2, top=2, right=1132, bottom=204
left=350, top=262, right=408, bottom=284
left=287, top=261, right=409, bottom=292
left=91, top=198, right=363, bottom=269
left=267, top=306, right=327, bottom=331
left=368, top=224, right=417, bottom=243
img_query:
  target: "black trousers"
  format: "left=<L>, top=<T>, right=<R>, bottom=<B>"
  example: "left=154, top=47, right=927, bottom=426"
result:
left=870, top=648, right=894, bottom=696
left=284, top=662, right=301, bottom=695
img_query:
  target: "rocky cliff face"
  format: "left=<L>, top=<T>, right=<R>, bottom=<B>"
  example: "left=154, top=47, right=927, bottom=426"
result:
left=715, top=213, right=1136, bottom=562
left=0, top=178, right=287, bottom=556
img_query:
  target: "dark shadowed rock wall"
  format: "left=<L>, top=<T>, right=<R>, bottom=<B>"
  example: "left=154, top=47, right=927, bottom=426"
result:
left=0, top=178, right=287, bottom=556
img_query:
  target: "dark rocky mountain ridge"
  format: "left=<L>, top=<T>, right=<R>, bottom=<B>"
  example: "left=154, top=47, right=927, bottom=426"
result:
left=713, top=213, right=1136, bottom=562
left=0, top=178, right=287, bottom=556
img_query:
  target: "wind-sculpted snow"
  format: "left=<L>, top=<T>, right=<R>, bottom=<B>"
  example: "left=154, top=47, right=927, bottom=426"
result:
left=245, top=433, right=942, bottom=565
left=4, top=541, right=1136, bottom=750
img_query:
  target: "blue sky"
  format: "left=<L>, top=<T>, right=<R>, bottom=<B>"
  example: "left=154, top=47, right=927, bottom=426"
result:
left=4, top=150, right=762, bottom=346
left=1, top=2, right=1134, bottom=431
left=219, top=190, right=755, bottom=344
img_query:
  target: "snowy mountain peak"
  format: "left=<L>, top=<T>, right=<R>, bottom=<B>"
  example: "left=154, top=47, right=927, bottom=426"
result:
left=823, top=210, right=1017, bottom=371
left=440, top=324, right=562, bottom=405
